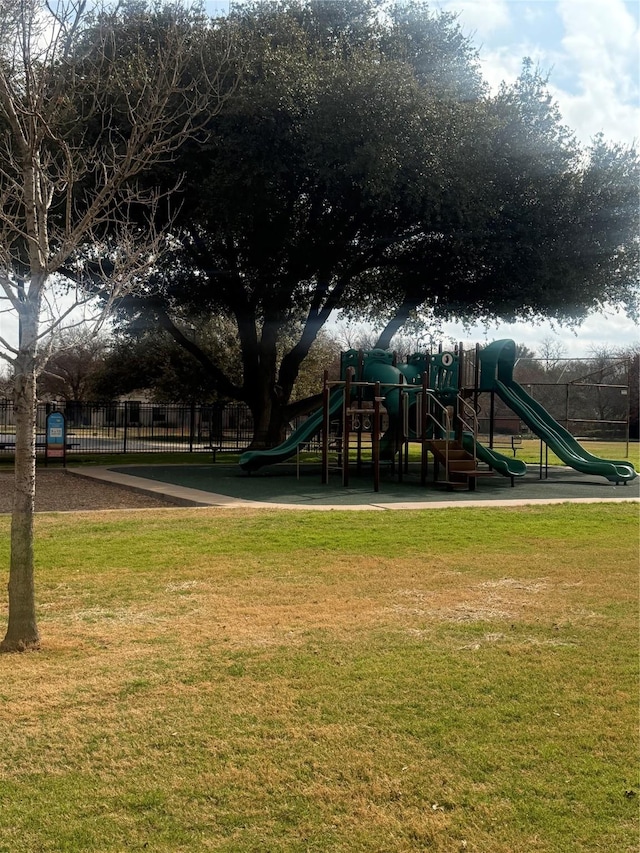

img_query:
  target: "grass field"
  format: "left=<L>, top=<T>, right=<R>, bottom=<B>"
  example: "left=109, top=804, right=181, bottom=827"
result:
left=0, top=503, right=638, bottom=852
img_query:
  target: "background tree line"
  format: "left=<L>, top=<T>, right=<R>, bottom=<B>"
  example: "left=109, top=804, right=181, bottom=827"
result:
left=2, top=329, right=634, bottom=438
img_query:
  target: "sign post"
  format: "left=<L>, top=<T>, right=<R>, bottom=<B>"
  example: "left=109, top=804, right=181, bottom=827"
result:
left=45, top=411, right=66, bottom=466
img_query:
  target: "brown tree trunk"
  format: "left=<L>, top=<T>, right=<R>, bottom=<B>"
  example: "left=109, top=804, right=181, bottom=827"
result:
left=248, top=391, right=289, bottom=449
left=374, top=301, right=416, bottom=350
left=2, top=312, right=40, bottom=652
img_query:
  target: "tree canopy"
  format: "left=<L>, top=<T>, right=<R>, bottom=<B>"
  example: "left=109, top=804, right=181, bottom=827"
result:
left=104, top=0, right=639, bottom=446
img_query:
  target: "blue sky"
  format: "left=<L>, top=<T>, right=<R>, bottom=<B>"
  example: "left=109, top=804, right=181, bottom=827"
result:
left=432, top=0, right=639, bottom=355
left=435, top=0, right=639, bottom=149
left=205, top=0, right=638, bottom=356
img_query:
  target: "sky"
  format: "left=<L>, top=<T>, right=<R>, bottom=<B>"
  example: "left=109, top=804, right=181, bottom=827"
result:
left=430, top=0, right=639, bottom=356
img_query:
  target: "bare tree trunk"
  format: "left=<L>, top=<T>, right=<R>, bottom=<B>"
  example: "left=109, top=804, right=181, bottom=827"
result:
left=2, top=312, right=40, bottom=652
left=0, top=0, right=232, bottom=652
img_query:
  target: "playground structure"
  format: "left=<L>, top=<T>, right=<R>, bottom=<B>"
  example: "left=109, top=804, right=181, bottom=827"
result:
left=239, top=340, right=637, bottom=491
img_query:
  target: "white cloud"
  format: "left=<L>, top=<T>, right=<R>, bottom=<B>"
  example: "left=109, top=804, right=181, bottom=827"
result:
left=553, top=0, right=640, bottom=145
left=478, top=44, right=544, bottom=92
left=552, top=80, right=639, bottom=147
left=438, top=0, right=639, bottom=147
left=570, top=310, right=639, bottom=355
left=434, top=0, right=511, bottom=40
left=523, top=5, right=545, bottom=26
left=440, top=309, right=639, bottom=358
left=558, top=0, right=638, bottom=75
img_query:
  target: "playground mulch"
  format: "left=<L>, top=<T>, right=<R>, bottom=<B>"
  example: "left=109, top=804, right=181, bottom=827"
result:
left=0, top=469, right=181, bottom=514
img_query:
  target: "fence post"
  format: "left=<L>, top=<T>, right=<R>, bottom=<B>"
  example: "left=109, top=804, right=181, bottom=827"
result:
left=123, top=401, right=128, bottom=454
left=189, top=401, right=196, bottom=453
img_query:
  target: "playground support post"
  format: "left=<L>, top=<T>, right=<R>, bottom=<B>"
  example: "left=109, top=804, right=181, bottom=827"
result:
left=321, top=370, right=330, bottom=485
left=342, top=368, right=353, bottom=487
left=395, top=391, right=403, bottom=484
left=489, top=390, right=495, bottom=449
left=473, top=343, right=481, bottom=418
left=420, top=375, right=429, bottom=486
left=539, top=439, right=549, bottom=479
left=402, top=390, right=410, bottom=476
left=372, top=382, right=381, bottom=493
left=453, top=342, right=463, bottom=446
left=355, top=356, right=364, bottom=474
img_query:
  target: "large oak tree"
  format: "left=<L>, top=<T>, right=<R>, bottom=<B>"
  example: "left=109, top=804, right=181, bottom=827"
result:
left=111, top=1, right=639, bottom=446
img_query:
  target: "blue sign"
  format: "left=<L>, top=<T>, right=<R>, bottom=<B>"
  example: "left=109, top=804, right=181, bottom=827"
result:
left=46, top=411, right=66, bottom=460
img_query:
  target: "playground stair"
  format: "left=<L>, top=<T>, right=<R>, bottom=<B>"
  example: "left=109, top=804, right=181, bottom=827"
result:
left=427, top=439, right=494, bottom=491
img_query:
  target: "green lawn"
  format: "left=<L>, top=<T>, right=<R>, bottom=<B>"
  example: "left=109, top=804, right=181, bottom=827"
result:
left=0, top=504, right=638, bottom=852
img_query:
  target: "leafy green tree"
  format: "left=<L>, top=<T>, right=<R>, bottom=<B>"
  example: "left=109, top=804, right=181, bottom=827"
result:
left=114, top=1, right=638, bottom=447
left=93, top=320, right=340, bottom=405
left=92, top=319, right=243, bottom=403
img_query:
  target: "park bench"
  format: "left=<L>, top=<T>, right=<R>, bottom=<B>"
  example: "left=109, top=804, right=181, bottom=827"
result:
left=207, top=442, right=236, bottom=462
left=0, top=440, right=79, bottom=451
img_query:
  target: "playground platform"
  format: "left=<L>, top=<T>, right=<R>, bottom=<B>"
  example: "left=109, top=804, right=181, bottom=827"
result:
left=70, top=462, right=640, bottom=511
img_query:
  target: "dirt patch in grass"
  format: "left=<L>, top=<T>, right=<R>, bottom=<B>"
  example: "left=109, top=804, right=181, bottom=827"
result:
left=0, top=469, right=182, bottom=513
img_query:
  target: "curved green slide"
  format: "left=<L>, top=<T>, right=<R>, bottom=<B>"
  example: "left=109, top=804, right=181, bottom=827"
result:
left=361, top=352, right=422, bottom=460
left=480, top=340, right=637, bottom=484
left=239, top=387, right=344, bottom=473
left=461, top=433, right=527, bottom=480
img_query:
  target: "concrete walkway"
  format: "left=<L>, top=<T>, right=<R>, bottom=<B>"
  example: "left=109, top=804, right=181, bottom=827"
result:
left=70, top=463, right=640, bottom=511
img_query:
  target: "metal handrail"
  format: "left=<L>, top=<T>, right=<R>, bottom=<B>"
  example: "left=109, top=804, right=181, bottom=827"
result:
left=457, top=395, right=479, bottom=461
left=419, top=391, right=452, bottom=476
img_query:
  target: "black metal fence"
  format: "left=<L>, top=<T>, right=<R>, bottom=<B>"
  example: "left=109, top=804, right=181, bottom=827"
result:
left=0, top=400, right=255, bottom=455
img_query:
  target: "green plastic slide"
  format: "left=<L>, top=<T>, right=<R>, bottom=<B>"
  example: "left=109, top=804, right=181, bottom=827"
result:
left=479, top=339, right=636, bottom=484
left=239, top=355, right=416, bottom=474
left=461, top=433, right=527, bottom=480
left=495, top=379, right=636, bottom=483
left=239, top=388, right=344, bottom=473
